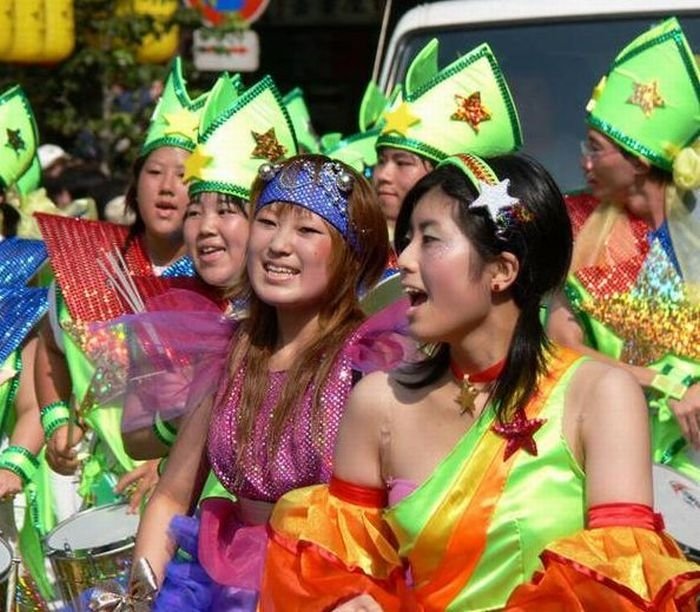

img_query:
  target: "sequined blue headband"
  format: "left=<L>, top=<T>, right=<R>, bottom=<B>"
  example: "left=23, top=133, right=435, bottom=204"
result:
left=257, top=160, right=356, bottom=246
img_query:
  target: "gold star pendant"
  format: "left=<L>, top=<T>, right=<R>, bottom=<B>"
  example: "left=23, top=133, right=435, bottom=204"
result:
left=452, top=92, right=491, bottom=133
left=163, top=109, right=199, bottom=139
left=183, top=145, right=212, bottom=183
left=381, top=102, right=420, bottom=136
left=627, top=81, right=664, bottom=117
left=251, top=128, right=287, bottom=161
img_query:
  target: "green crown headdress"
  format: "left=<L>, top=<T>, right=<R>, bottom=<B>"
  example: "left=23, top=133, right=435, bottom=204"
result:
left=141, top=57, right=209, bottom=157
left=321, top=81, right=390, bottom=173
left=586, top=17, right=700, bottom=171
left=15, top=154, right=41, bottom=196
left=283, top=88, right=320, bottom=154
left=376, top=40, right=522, bottom=162
left=0, top=85, right=39, bottom=191
left=185, top=74, right=298, bottom=200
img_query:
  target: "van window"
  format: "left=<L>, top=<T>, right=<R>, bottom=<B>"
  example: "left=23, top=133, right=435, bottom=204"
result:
left=386, top=15, right=700, bottom=193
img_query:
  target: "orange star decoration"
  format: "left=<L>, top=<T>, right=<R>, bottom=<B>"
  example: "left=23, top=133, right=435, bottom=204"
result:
left=381, top=102, right=420, bottom=136
left=183, top=145, right=212, bottom=183
left=492, top=410, right=546, bottom=461
left=163, top=109, right=199, bottom=138
left=627, top=81, right=665, bottom=117
left=251, top=128, right=287, bottom=161
left=452, top=92, right=491, bottom=132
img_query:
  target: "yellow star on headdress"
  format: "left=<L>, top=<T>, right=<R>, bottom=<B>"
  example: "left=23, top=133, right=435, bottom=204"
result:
left=451, top=92, right=491, bottom=133
left=163, top=109, right=199, bottom=138
left=381, top=102, right=420, bottom=136
left=183, top=145, right=212, bottom=183
left=627, top=80, right=665, bottom=117
left=251, top=128, right=287, bottom=161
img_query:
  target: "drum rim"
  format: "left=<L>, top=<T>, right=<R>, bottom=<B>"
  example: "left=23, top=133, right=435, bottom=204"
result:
left=43, top=502, right=139, bottom=557
left=0, top=536, right=12, bottom=581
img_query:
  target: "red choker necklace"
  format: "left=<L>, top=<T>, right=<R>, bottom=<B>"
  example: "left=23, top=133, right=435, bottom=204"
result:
left=449, top=358, right=506, bottom=415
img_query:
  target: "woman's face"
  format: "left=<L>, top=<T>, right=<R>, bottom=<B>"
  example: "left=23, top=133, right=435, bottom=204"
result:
left=183, top=192, right=250, bottom=288
left=398, top=187, right=493, bottom=344
left=136, top=146, right=189, bottom=240
left=581, top=129, right=638, bottom=204
left=373, top=147, right=433, bottom=230
left=247, top=203, right=334, bottom=315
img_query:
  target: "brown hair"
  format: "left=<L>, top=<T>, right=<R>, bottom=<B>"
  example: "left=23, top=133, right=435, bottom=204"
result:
left=223, top=154, right=389, bottom=470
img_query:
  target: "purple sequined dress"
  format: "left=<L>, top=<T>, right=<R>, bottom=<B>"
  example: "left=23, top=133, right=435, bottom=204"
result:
left=155, top=331, right=364, bottom=611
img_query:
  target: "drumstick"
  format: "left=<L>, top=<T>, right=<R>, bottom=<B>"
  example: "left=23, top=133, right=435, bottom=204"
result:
left=5, top=557, right=19, bottom=612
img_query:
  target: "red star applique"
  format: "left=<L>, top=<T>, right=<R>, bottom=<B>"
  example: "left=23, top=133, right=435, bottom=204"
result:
left=451, top=92, right=491, bottom=132
left=492, top=410, right=546, bottom=461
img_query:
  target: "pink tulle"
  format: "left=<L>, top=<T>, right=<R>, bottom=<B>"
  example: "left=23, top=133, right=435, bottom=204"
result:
left=198, top=498, right=269, bottom=589
left=347, top=297, right=416, bottom=372
left=88, top=289, right=236, bottom=432
left=88, top=290, right=414, bottom=434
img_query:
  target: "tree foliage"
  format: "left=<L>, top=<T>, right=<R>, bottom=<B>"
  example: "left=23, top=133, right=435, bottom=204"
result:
left=0, top=0, right=206, bottom=179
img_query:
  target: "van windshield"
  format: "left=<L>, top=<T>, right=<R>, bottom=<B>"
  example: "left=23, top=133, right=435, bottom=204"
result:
left=388, top=15, right=700, bottom=193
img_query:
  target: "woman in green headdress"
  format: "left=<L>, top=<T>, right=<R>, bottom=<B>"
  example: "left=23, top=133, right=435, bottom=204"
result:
left=548, top=17, right=700, bottom=481
left=33, top=56, right=204, bottom=519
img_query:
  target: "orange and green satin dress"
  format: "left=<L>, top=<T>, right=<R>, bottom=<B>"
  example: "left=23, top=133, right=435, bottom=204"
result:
left=261, top=347, right=700, bottom=611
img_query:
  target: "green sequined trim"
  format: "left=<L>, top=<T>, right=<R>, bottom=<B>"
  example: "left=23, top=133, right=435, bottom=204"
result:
left=586, top=115, right=671, bottom=170
left=142, top=135, right=196, bottom=157
left=375, top=134, right=448, bottom=163
left=189, top=180, right=250, bottom=201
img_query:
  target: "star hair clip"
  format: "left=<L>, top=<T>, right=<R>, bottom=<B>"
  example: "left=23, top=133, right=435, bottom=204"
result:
left=471, top=179, right=533, bottom=238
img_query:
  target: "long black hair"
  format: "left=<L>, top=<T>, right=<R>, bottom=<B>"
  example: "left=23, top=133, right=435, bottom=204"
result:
left=393, top=153, right=573, bottom=421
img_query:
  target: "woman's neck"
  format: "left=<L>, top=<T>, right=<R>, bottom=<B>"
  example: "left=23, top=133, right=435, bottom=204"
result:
left=270, top=309, right=323, bottom=371
left=143, top=232, right=186, bottom=268
left=449, top=301, right=518, bottom=374
left=623, top=179, right=667, bottom=230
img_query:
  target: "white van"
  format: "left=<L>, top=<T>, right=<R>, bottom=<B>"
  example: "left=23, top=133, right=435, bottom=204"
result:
left=378, top=1, right=700, bottom=192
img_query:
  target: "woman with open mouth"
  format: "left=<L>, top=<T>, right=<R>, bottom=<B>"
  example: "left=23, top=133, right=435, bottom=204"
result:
left=261, top=152, right=700, bottom=610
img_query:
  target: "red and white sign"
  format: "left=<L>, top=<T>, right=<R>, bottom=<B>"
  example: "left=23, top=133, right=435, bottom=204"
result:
left=187, top=0, right=271, bottom=26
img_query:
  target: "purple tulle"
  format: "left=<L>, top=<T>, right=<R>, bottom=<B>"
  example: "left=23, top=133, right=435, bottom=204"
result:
left=155, top=508, right=260, bottom=612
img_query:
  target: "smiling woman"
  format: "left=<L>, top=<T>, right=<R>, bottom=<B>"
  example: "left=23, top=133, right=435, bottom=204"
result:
left=127, top=151, right=396, bottom=610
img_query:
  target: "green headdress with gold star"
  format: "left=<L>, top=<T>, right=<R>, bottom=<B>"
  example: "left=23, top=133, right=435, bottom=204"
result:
left=321, top=81, right=390, bottom=173
left=283, top=87, right=320, bottom=154
left=586, top=17, right=700, bottom=171
left=0, top=85, right=39, bottom=191
left=15, top=154, right=41, bottom=196
left=186, top=74, right=298, bottom=200
left=141, top=56, right=210, bottom=157
left=376, top=40, right=522, bottom=163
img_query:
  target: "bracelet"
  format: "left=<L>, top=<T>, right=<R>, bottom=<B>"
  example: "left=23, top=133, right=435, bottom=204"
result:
left=649, top=374, right=688, bottom=401
left=157, top=456, right=168, bottom=477
left=152, top=412, right=177, bottom=448
left=0, top=445, right=40, bottom=486
left=40, top=400, right=71, bottom=440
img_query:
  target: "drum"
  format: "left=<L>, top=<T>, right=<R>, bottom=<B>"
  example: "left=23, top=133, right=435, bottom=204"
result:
left=0, top=536, right=13, bottom=608
left=44, top=503, right=140, bottom=605
left=652, top=464, right=700, bottom=562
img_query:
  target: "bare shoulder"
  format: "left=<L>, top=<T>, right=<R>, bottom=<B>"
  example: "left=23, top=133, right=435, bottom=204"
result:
left=344, top=370, right=397, bottom=425
left=569, top=357, right=648, bottom=431
left=574, top=359, right=644, bottom=404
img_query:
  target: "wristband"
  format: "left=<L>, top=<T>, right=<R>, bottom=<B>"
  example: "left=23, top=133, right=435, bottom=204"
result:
left=40, top=400, right=71, bottom=440
left=0, top=445, right=40, bottom=486
left=649, top=374, right=688, bottom=401
left=152, top=412, right=177, bottom=447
